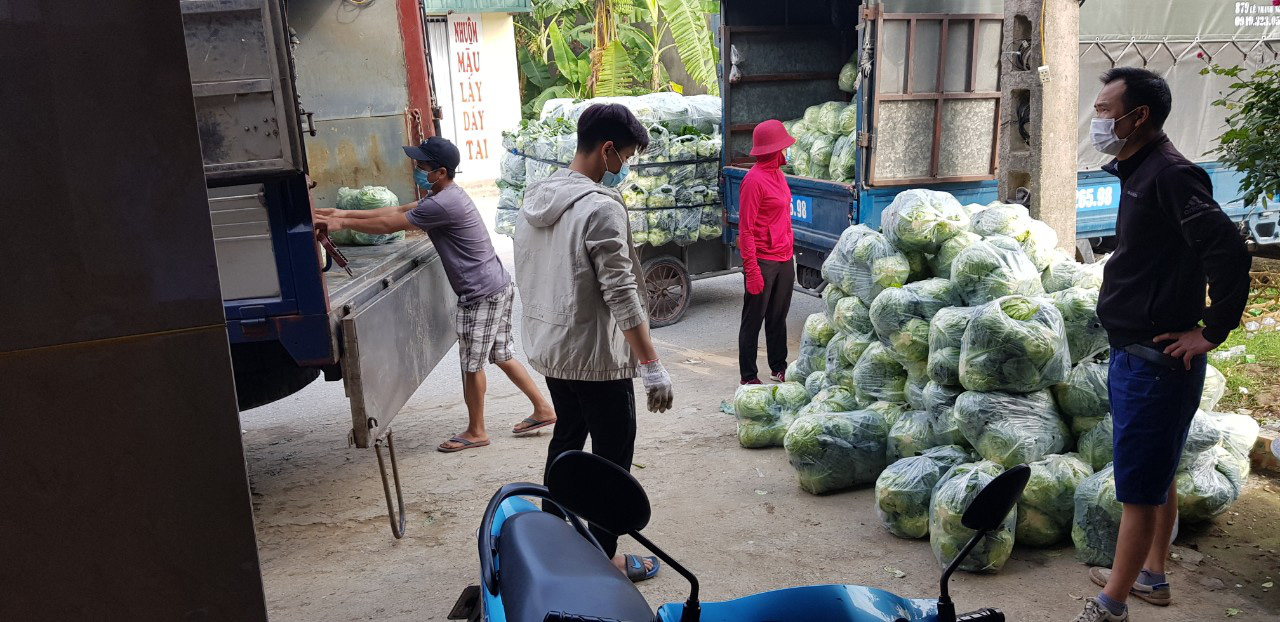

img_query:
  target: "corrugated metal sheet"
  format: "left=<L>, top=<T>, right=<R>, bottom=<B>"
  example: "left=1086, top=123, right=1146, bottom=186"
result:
left=422, top=0, right=531, bottom=14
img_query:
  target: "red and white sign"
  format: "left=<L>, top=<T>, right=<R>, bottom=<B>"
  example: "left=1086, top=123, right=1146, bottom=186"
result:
left=447, top=14, right=490, bottom=170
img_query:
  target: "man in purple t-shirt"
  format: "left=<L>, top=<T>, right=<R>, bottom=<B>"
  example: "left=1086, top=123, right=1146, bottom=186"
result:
left=316, top=137, right=556, bottom=452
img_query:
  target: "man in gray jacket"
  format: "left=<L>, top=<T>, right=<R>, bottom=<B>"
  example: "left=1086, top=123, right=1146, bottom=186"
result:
left=514, top=103, right=673, bottom=581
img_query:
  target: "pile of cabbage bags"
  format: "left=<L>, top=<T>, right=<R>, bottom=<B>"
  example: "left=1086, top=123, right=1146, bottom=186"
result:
left=722, top=187, right=1258, bottom=575
left=781, top=100, right=858, bottom=183
left=732, top=382, right=810, bottom=448
left=495, top=93, right=723, bottom=245
left=331, top=186, right=405, bottom=246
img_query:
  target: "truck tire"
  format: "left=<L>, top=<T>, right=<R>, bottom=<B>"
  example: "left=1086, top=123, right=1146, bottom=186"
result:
left=230, top=341, right=321, bottom=411
left=643, top=255, right=692, bottom=328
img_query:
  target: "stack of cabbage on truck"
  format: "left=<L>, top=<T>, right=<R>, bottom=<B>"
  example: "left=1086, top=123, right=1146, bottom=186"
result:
left=727, top=189, right=1259, bottom=574
left=496, top=92, right=724, bottom=246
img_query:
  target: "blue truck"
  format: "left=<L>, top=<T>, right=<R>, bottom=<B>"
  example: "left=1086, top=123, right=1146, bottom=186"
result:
left=713, top=0, right=1279, bottom=293
left=181, top=0, right=455, bottom=460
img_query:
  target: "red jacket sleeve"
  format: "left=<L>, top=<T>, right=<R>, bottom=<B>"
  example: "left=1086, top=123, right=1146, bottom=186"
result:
left=739, top=177, right=761, bottom=277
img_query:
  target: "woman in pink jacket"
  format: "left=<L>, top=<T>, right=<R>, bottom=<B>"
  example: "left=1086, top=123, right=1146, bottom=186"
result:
left=738, top=120, right=795, bottom=385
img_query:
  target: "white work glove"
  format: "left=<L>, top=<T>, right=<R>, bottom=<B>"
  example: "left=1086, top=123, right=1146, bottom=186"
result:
left=639, top=359, right=674, bottom=413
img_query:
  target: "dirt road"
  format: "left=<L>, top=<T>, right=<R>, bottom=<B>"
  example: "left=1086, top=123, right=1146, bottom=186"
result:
left=242, top=185, right=1279, bottom=621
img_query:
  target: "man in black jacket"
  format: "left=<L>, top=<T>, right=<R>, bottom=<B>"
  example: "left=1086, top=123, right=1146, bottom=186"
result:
left=1072, top=68, right=1251, bottom=622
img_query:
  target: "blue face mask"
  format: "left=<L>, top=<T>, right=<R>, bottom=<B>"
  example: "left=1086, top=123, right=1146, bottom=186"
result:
left=413, top=168, right=434, bottom=191
left=601, top=147, right=629, bottom=188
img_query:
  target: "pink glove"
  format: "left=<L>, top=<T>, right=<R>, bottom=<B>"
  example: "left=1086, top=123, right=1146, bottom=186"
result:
left=745, top=269, right=764, bottom=295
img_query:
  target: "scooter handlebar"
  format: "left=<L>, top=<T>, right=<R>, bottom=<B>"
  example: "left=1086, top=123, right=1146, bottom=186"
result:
left=956, top=608, right=1003, bottom=622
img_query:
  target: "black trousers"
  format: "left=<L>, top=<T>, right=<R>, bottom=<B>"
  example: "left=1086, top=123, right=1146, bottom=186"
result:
left=739, top=258, right=795, bottom=381
left=542, top=376, right=637, bottom=559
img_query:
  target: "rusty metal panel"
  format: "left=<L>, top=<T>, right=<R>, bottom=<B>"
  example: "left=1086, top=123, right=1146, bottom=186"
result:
left=342, top=251, right=458, bottom=448
left=289, top=0, right=410, bottom=121
left=305, top=115, right=417, bottom=210
left=181, top=0, right=305, bottom=182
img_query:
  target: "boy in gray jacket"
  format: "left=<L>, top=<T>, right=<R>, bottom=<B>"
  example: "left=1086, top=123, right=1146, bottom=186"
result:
left=514, top=103, right=673, bottom=581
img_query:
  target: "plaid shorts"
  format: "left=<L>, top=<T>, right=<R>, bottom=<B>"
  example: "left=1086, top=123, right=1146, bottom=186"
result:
left=456, top=282, right=515, bottom=373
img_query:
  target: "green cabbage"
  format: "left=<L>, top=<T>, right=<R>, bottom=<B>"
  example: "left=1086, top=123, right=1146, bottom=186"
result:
left=1052, top=360, right=1109, bottom=435
left=798, top=385, right=864, bottom=419
left=785, top=409, right=890, bottom=494
left=805, top=371, right=830, bottom=397
left=930, top=461, right=1016, bottom=573
left=926, top=307, right=975, bottom=386
left=869, top=278, right=963, bottom=362
left=959, top=296, right=1070, bottom=392
left=733, top=383, right=809, bottom=448
left=1017, top=454, right=1093, bottom=547
left=809, top=134, right=835, bottom=179
left=816, top=101, right=848, bottom=135
left=784, top=360, right=807, bottom=383
left=930, top=231, right=983, bottom=279
left=1201, top=364, right=1227, bottom=412
left=1076, top=414, right=1114, bottom=471
left=904, top=359, right=931, bottom=411
left=1072, top=465, right=1122, bottom=566
left=804, top=313, right=837, bottom=347
left=1050, top=287, right=1109, bottom=365
left=1019, top=220, right=1062, bottom=272
left=832, top=295, right=875, bottom=336
left=905, top=250, right=931, bottom=283
left=822, top=225, right=911, bottom=305
left=865, top=400, right=907, bottom=429
left=830, top=135, right=856, bottom=182
left=951, top=236, right=1045, bottom=305
left=837, top=104, right=858, bottom=135
left=852, top=343, right=908, bottom=404
left=971, top=202, right=1034, bottom=241
left=922, top=381, right=963, bottom=420
left=803, top=104, right=823, bottom=127
left=839, top=53, right=859, bottom=92
left=822, top=284, right=849, bottom=323
left=881, top=189, right=971, bottom=254
left=887, top=409, right=964, bottom=462
left=952, top=389, right=1069, bottom=468
left=331, top=186, right=406, bottom=246
left=875, top=445, right=973, bottom=539
left=1042, top=260, right=1103, bottom=293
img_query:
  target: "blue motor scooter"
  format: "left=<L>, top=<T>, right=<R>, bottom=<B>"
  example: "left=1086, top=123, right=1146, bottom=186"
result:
left=449, top=451, right=1029, bottom=622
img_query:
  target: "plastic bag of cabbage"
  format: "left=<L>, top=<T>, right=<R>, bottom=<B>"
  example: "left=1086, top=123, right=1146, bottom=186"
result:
left=870, top=278, right=963, bottom=363
left=951, top=236, right=1045, bottom=305
left=1042, top=259, right=1103, bottom=293
left=887, top=409, right=967, bottom=462
left=958, top=295, right=1070, bottom=392
left=1076, top=414, right=1114, bottom=471
left=930, top=461, right=1016, bottom=573
left=1072, top=465, right=1122, bottom=566
left=822, top=225, right=911, bottom=305
left=1053, top=360, right=1109, bottom=435
left=930, top=231, right=982, bottom=280
left=1050, top=287, right=1109, bottom=365
left=1017, top=454, right=1093, bottom=547
left=799, top=385, right=863, bottom=418
left=970, top=202, right=1035, bottom=241
left=826, top=332, right=873, bottom=389
left=926, top=307, right=975, bottom=386
left=875, top=445, right=972, bottom=539
left=1200, top=364, right=1227, bottom=411
left=733, top=383, right=809, bottom=448
left=331, top=186, right=406, bottom=246
left=881, top=189, right=971, bottom=254
left=1208, top=410, right=1261, bottom=471
left=1177, top=446, right=1246, bottom=523
left=952, top=389, right=1069, bottom=468
left=1019, top=221, right=1066, bottom=272
left=852, top=343, right=908, bottom=404
left=833, top=295, right=875, bottom=336
left=785, top=409, right=890, bottom=494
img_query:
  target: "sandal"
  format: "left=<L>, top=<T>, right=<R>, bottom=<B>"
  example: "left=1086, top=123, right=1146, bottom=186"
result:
left=512, top=416, right=557, bottom=435
left=623, top=554, right=660, bottom=583
left=438, top=436, right=490, bottom=453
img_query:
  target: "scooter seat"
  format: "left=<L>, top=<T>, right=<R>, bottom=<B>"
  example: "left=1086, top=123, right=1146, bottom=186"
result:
left=497, top=510, right=653, bottom=622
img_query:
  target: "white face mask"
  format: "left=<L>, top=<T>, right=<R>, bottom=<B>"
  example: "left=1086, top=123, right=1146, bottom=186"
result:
left=1090, top=107, right=1141, bottom=156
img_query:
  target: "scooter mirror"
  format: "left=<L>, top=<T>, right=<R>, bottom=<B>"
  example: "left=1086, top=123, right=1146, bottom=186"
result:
left=960, top=464, right=1030, bottom=532
left=546, top=451, right=652, bottom=536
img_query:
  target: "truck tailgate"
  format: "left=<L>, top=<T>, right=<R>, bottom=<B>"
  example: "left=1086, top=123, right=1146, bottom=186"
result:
left=325, top=237, right=457, bottom=448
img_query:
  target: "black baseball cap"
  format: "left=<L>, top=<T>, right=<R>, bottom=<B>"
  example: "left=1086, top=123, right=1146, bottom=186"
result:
left=403, top=136, right=462, bottom=174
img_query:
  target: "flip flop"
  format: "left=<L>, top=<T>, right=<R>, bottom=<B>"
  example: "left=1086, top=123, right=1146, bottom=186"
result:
left=512, top=416, right=557, bottom=435
left=438, top=436, right=490, bottom=453
left=623, top=554, right=660, bottom=583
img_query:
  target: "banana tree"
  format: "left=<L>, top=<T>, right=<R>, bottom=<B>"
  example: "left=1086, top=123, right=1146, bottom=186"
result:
left=657, top=0, right=719, bottom=95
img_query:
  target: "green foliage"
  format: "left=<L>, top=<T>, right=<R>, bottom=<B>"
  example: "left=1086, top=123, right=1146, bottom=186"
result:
left=1203, top=64, right=1280, bottom=208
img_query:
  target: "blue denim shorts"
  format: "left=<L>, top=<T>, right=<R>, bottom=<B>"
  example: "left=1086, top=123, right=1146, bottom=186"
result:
left=1108, top=347, right=1207, bottom=505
